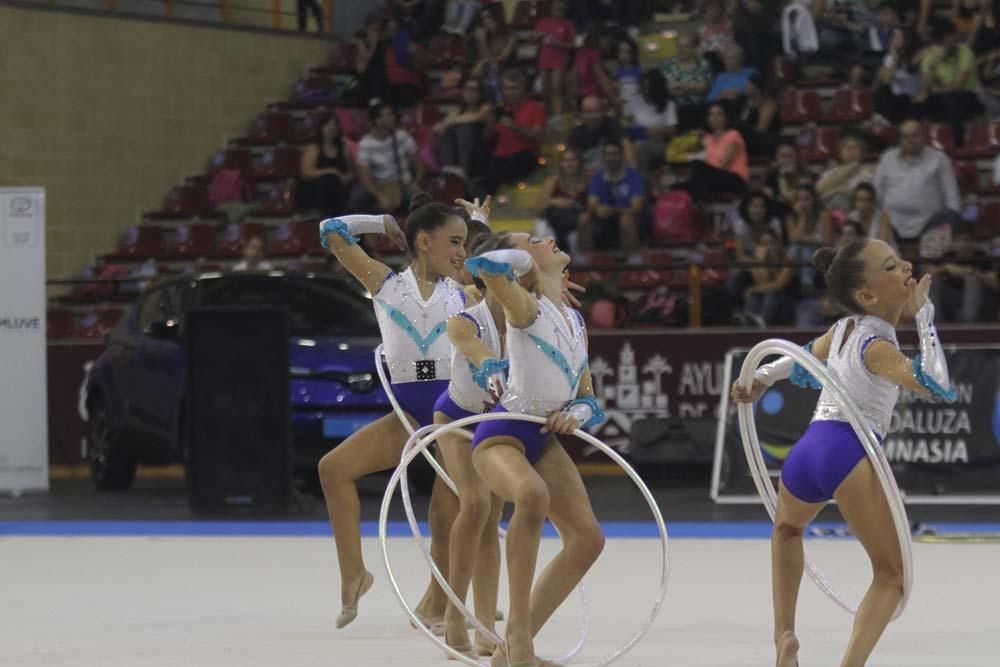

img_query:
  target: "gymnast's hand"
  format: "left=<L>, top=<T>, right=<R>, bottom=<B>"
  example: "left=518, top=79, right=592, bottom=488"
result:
left=562, top=270, right=585, bottom=308
left=730, top=379, right=767, bottom=404
left=384, top=215, right=408, bottom=252
left=455, top=195, right=492, bottom=220
left=542, top=410, right=580, bottom=435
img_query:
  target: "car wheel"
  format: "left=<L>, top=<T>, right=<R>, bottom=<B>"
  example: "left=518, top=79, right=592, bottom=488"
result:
left=88, top=401, right=137, bottom=491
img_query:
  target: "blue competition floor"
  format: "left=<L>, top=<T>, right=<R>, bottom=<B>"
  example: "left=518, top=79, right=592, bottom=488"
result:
left=3, top=520, right=1000, bottom=538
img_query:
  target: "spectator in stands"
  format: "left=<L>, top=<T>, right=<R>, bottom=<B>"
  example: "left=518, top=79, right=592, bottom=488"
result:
left=683, top=103, right=750, bottom=200
left=662, top=33, right=714, bottom=130
left=815, top=134, right=876, bottom=213
left=763, top=140, right=810, bottom=213
left=706, top=45, right=757, bottom=115
left=441, top=0, right=479, bottom=35
left=735, top=72, right=780, bottom=157
left=626, top=69, right=679, bottom=171
left=816, top=0, right=873, bottom=56
left=583, top=141, right=645, bottom=252
left=536, top=0, right=577, bottom=123
left=838, top=219, right=866, bottom=246
left=296, top=0, right=323, bottom=33
left=615, top=38, right=644, bottom=112
left=568, top=95, right=638, bottom=172
left=972, top=4, right=1000, bottom=117
left=744, top=227, right=796, bottom=325
left=470, top=6, right=517, bottom=103
left=298, top=113, right=355, bottom=217
left=355, top=15, right=389, bottom=104
left=356, top=101, right=425, bottom=212
left=929, top=221, right=999, bottom=320
left=482, top=69, right=546, bottom=194
left=874, top=118, right=961, bottom=249
left=786, top=184, right=829, bottom=293
left=733, top=0, right=782, bottom=80
left=919, top=22, right=983, bottom=147
left=233, top=236, right=274, bottom=271
left=433, top=77, right=492, bottom=180
left=571, top=32, right=617, bottom=105
left=699, top=0, right=738, bottom=65
left=732, top=190, right=787, bottom=261
left=847, top=182, right=895, bottom=241
left=538, top=147, right=590, bottom=251
left=954, top=0, right=986, bottom=34
left=381, top=14, right=424, bottom=107
left=866, top=3, right=901, bottom=58
left=874, top=28, right=923, bottom=124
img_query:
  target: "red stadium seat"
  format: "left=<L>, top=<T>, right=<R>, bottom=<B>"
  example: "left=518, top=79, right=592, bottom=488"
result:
left=208, top=149, right=254, bottom=181
left=510, top=1, right=549, bottom=30
left=801, top=126, right=840, bottom=162
left=254, top=181, right=298, bottom=217
left=47, top=308, right=76, bottom=340
left=779, top=90, right=820, bottom=125
left=925, top=123, right=954, bottom=153
left=619, top=251, right=671, bottom=288
left=426, top=173, right=466, bottom=205
left=166, top=223, right=215, bottom=259
left=867, top=124, right=898, bottom=151
left=112, top=225, right=165, bottom=259
left=823, top=88, right=873, bottom=123
left=146, top=185, right=215, bottom=220
left=334, top=107, right=369, bottom=142
left=328, top=41, right=359, bottom=73
left=952, top=160, right=981, bottom=195
left=297, top=219, right=324, bottom=254
left=254, top=147, right=301, bottom=182
left=954, top=122, right=1000, bottom=159
left=235, top=111, right=295, bottom=147
left=974, top=201, right=1000, bottom=239
left=267, top=222, right=306, bottom=257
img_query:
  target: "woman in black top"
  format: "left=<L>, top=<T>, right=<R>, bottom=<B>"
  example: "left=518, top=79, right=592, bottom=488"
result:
left=298, top=113, right=356, bottom=216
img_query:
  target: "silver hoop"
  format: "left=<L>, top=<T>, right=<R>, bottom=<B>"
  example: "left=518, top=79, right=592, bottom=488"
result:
left=373, top=345, right=590, bottom=660
left=379, top=411, right=670, bottom=667
left=737, top=339, right=913, bottom=620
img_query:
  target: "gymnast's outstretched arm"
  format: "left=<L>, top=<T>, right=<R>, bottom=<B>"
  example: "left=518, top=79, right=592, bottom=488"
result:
left=464, top=250, right=539, bottom=329
left=318, top=214, right=406, bottom=295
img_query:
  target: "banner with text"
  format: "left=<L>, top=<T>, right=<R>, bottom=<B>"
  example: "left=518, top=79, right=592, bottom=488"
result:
left=0, top=188, right=48, bottom=492
left=711, top=347, right=1000, bottom=502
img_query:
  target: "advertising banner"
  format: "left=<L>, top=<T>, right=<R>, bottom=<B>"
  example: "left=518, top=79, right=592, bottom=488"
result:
left=0, top=188, right=47, bottom=493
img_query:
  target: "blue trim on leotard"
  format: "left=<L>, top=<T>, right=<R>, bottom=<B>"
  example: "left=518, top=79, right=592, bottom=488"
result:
left=471, top=358, right=509, bottom=390
left=525, top=332, right=588, bottom=390
left=566, top=395, right=606, bottom=429
left=376, top=300, right=448, bottom=355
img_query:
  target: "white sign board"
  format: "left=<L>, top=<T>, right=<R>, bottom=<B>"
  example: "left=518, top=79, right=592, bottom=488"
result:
left=0, top=188, right=48, bottom=493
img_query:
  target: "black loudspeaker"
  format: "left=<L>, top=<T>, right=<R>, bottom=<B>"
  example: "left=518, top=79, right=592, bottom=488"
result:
left=186, top=307, right=291, bottom=511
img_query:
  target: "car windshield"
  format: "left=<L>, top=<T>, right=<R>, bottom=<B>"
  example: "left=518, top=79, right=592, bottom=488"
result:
left=197, top=274, right=378, bottom=337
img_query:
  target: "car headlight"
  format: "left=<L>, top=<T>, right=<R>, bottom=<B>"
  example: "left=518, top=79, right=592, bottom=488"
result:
left=347, top=373, right=375, bottom=393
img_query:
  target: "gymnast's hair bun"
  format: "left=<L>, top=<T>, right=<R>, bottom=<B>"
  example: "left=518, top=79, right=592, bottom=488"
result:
left=408, top=191, right=434, bottom=212
left=813, top=247, right=837, bottom=274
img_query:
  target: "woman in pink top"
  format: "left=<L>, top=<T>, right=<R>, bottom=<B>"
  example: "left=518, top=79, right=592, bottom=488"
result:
left=684, top=103, right=749, bottom=201
left=536, top=0, right=576, bottom=120
left=571, top=32, right=616, bottom=104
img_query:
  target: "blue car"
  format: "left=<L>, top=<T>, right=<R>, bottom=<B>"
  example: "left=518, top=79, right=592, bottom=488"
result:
left=84, top=271, right=394, bottom=491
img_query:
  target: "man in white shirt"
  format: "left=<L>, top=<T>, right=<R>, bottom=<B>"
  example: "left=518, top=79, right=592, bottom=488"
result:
left=356, top=101, right=426, bottom=212
left=874, top=119, right=961, bottom=248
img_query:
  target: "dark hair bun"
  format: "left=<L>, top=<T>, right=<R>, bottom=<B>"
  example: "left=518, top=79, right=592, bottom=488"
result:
left=813, top=247, right=837, bottom=274
left=408, top=191, right=433, bottom=212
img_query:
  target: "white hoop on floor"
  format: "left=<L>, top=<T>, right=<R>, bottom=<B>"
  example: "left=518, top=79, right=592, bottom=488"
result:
left=736, top=339, right=912, bottom=621
left=374, top=345, right=592, bottom=663
left=379, top=412, right=670, bottom=667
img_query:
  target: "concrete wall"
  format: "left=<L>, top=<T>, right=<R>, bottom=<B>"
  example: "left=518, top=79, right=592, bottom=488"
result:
left=0, top=4, right=331, bottom=276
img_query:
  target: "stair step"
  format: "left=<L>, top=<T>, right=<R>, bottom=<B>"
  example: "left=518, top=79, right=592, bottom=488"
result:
left=638, top=31, right=678, bottom=63
left=491, top=218, right=535, bottom=233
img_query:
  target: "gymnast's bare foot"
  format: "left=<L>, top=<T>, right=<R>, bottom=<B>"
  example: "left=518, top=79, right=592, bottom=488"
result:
left=776, top=630, right=800, bottom=667
left=336, top=570, right=374, bottom=629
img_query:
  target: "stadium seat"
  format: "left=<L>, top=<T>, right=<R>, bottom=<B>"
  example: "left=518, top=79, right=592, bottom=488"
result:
left=974, top=201, right=1000, bottom=239
left=801, top=126, right=840, bottom=162
left=254, top=147, right=301, bottom=182
left=166, top=223, right=215, bottom=259
left=235, top=111, right=295, bottom=147
left=867, top=124, right=898, bottom=151
left=510, top=0, right=548, bottom=30
left=953, top=160, right=981, bottom=195
left=426, top=34, right=465, bottom=68
left=47, top=308, right=76, bottom=340
left=267, top=222, right=306, bottom=257
left=208, top=148, right=254, bottom=182
left=145, top=184, right=215, bottom=220
left=779, top=90, right=820, bottom=125
left=334, top=107, right=369, bottom=142
left=955, top=122, right=1000, bottom=159
left=111, top=225, right=165, bottom=260
left=254, top=181, right=298, bottom=217
left=327, top=41, right=359, bottom=74
left=569, top=252, right=615, bottom=284
left=292, top=76, right=333, bottom=103
left=297, top=219, right=324, bottom=254
left=823, top=88, right=873, bottom=123
left=619, top=251, right=671, bottom=289
left=925, top=123, right=955, bottom=153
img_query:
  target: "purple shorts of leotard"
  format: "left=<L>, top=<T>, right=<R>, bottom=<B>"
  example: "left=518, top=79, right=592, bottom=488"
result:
left=392, top=380, right=450, bottom=428
left=471, top=404, right=552, bottom=465
left=433, top=391, right=480, bottom=422
left=780, top=420, right=878, bottom=504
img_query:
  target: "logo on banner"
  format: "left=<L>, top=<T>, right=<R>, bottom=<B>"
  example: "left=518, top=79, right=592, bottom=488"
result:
left=4, top=196, right=37, bottom=247
left=0, top=316, right=41, bottom=331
